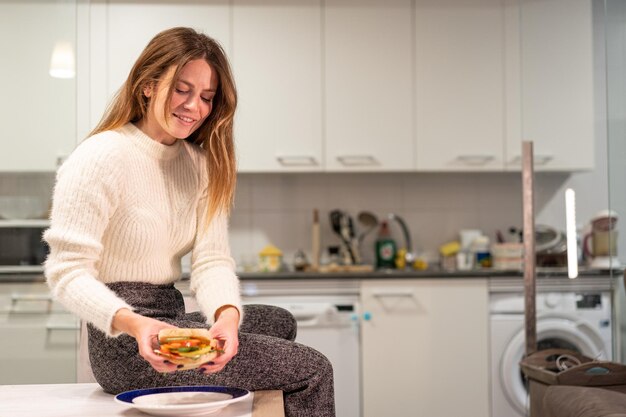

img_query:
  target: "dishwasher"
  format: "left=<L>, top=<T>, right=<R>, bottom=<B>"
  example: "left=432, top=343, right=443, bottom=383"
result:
left=180, top=279, right=361, bottom=417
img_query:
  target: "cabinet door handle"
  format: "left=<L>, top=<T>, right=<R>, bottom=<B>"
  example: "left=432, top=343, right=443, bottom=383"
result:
left=509, top=154, right=553, bottom=165
left=456, top=155, right=495, bottom=166
left=370, top=289, right=415, bottom=298
left=295, top=317, right=323, bottom=327
left=46, top=322, right=80, bottom=331
left=11, top=293, right=53, bottom=313
left=276, top=156, right=319, bottom=166
left=362, top=311, right=372, bottom=321
left=336, top=155, right=378, bottom=166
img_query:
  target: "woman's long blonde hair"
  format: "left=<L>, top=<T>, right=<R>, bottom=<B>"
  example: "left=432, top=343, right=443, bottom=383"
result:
left=90, top=27, right=237, bottom=221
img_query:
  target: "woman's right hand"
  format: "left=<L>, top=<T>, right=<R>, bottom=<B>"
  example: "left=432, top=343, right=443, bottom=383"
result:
left=112, top=308, right=179, bottom=373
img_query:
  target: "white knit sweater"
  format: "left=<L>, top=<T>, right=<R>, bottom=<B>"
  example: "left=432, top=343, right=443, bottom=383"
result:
left=43, top=123, right=242, bottom=337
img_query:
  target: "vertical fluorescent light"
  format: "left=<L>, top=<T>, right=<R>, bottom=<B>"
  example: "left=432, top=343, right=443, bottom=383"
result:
left=49, top=41, right=75, bottom=79
left=565, top=188, right=578, bottom=278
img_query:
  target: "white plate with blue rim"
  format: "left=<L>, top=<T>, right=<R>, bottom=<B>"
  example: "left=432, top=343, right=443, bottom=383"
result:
left=114, top=386, right=250, bottom=416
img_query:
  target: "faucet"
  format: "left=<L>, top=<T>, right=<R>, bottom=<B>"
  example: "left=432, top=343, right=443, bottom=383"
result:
left=388, top=213, right=415, bottom=267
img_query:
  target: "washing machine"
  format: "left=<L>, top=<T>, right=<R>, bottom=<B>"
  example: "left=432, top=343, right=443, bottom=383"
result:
left=490, top=290, right=613, bottom=417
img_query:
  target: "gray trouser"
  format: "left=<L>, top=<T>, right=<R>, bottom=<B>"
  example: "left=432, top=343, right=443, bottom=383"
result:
left=87, top=282, right=336, bottom=417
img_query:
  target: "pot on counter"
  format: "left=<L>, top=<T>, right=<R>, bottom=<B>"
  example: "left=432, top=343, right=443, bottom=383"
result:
left=535, top=224, right=567, bottom=267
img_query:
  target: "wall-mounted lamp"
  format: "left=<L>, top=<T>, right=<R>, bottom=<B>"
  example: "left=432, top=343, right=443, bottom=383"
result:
left=49, top=41, right=75, bottom=79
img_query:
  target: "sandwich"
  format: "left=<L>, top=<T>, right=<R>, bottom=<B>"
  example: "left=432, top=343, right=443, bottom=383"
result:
left=154, top=328, right=224, bottom=370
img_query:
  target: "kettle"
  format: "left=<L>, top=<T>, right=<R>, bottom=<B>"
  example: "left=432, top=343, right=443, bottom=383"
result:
left=583, top=210, right=620, bottom=269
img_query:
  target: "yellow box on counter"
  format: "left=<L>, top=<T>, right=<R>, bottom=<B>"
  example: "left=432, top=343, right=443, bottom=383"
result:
left=258, top=245, right=283, bottom=272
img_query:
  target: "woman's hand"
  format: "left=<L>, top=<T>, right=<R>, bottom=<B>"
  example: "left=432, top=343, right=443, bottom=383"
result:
left=112, top=308, right=179, bottom=373
left=199, top=306, right=240, bottom=374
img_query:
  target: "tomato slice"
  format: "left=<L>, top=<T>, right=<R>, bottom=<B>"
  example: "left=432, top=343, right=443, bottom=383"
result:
left=184, top=339, right=201, bottom=347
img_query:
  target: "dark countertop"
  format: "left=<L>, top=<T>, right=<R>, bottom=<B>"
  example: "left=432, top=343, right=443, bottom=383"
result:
left=235, top=268, right=621, bottom=294
left=1, top=266, right=621, bottom=283
left=237, top=267, right=619, bottom=280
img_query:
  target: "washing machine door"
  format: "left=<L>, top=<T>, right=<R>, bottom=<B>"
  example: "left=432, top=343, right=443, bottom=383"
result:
left=499, top=313, right=608, bottom=415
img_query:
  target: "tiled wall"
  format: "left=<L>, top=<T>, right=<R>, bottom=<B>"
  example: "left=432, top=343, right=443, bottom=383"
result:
left=0, top=173, right=55, bottom=202
left=232, top=170, right=607, bottom=268
left=0, top=168, right=611, bottom=270
left=232, top=173, right=521, bottom=267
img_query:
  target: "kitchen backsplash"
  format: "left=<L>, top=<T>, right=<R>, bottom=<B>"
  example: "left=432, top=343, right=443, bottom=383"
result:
left=230, top=172, right=594, bottom=267
left=0, top=173, right=55, bottom=201
left=1, top=170, right=610, bottom=269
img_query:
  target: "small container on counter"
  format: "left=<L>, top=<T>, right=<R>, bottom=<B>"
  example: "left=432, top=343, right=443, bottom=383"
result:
left=293, top=249, right=309, bottom=272
left=471, top=235, right=492, bottom=268
left=439, top=240, right=461, bottom=271
left=258, top=244, right=283, bottom=272
left=456, top=251, right=474, bottom=271
left=440, top=254, right=457, bottom=271
left=491, top=242, right=524, bottom=270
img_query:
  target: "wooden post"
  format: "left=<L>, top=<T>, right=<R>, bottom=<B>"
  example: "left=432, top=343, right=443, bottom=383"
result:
left=522, top=141, right=537, bottom=356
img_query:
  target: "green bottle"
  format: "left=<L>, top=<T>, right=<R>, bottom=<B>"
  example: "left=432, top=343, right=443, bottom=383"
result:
left=375, top=220, right=397, bottom=269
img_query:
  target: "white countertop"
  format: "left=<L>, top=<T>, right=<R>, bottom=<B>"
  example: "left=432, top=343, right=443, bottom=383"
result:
left=0, top=383, right=276, bottom=417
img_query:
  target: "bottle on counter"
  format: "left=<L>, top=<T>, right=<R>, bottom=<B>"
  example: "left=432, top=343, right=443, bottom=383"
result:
left=471, top=235, right=492, bottom=268
left=375, top=220, right=397, bottom=269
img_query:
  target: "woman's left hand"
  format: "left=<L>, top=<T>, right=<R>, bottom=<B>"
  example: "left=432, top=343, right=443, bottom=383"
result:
left=200, top=306, right=240, bottom=373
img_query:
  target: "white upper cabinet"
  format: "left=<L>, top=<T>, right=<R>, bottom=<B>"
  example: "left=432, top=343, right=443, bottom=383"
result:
left=0, top=2, right=77, bottom=171
left=79, top=0, right=595, bottom=173
left=233, top=0, right=323, bottom=172
left=90, top=0, right=231, bottom=129
left=506, top=0, right=595, bottom=171
left=415, top=0, right=506, bottom=171
left=324, top=0, right=414, bottom=172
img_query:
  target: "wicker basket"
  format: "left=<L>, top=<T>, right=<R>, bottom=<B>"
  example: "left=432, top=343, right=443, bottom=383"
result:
left=520, top=348, right=626, bottom=416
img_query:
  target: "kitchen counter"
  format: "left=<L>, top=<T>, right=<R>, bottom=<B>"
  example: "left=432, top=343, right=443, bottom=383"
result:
left=238, top=266, right=619, bottom=279
left=0, top=383, right=284, bottom=417
left=0, top=266, right=621, bottom=283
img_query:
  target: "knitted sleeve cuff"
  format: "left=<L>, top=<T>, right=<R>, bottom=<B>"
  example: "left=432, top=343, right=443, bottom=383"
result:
left=190, top=266, right=243, bottom=326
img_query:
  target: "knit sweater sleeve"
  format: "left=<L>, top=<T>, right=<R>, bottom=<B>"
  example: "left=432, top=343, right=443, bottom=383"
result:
left=43, top=136, right=133, bottom=337
left=189, top=192, right=242, bottom=326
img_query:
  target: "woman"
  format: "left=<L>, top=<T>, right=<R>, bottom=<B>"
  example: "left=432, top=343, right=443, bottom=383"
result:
left=43, top=27, right=335, bottom=417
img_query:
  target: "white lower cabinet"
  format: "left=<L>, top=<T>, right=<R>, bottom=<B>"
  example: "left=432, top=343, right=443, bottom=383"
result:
left=360, top=279, right=490, bottom=417
left=0, top=282, right=79, bottom=384
left=0, top=276, right=493, bottom=416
